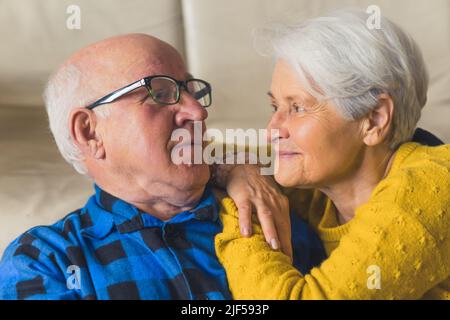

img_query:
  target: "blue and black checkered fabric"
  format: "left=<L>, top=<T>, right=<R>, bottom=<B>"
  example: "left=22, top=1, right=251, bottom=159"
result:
left=0, top=185, right=232, bottom=300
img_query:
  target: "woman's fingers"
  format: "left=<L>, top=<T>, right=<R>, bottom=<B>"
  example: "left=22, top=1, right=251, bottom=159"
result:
left=255, top=197, right=293, bottom=259
left=275, top=195, right=292, bottom=259
left=253, top=201, right=280, bottom=250
left=224, top=164, right=292, bottom=258
left=276, top=214, right=293, bottom=260
left=236, top=199, right=253, bottom=237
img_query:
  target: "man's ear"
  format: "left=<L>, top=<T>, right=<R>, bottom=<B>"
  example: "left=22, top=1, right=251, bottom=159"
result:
left=361, top=93, right=394, bottom=147
left=69, top=108, right=105, bottom=160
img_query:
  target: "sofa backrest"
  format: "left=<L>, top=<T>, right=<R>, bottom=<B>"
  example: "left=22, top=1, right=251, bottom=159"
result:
left=0, top=0, right=185, bottom=107
left=2, top=0, right=449, bottom=141
left=182, top=0, right=450, bottom=142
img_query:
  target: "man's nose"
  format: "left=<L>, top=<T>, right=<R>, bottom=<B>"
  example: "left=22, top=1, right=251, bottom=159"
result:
left=174, top=92, right=208, bottom=127
left=266, top=111, right=289, bottom=142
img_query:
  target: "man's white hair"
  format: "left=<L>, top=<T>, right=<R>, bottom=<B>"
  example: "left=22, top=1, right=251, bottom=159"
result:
left=260, top=8, right=428, bottom=149
left=43, top=64, right=111, bottom=175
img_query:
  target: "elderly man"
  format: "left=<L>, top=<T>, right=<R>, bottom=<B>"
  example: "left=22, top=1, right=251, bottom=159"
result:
left=0, top=34, right=325, bottom=300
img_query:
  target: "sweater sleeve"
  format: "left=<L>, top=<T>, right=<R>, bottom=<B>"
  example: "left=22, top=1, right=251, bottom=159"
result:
left=215, top=191, right=449, bottom=299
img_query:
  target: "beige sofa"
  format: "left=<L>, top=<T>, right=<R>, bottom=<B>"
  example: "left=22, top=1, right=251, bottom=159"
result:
left=1, top=0, right=449, bottom=255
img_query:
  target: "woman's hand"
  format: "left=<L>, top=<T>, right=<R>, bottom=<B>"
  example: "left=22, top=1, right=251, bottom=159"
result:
left=225, top=165, right=292, bottom=260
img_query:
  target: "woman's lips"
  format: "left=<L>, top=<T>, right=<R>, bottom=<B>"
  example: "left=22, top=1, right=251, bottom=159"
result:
left=277, top=150, right=302, bottom=158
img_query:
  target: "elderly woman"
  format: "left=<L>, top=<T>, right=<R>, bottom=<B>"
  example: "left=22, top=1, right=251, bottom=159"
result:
left=215, top=9, right=450, bottom=299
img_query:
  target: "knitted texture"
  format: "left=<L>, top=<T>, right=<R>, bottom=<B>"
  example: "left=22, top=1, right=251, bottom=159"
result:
left=215, top=142, right=450, bottom=299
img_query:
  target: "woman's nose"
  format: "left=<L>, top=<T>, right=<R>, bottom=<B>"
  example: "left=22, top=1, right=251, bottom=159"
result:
left=267, top=112, right=289, bottom=142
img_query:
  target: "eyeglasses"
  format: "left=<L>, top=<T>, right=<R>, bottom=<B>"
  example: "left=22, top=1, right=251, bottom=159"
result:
left=85, top=75, right=212, bottom=110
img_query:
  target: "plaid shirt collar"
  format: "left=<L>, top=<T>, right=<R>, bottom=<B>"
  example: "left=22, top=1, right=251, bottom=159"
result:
left=81, top=184, right=219, bottom=239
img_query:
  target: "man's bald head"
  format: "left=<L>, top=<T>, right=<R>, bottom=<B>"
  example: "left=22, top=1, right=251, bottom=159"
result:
left=66, top=34, right=185, bottom=104
left=44, top=33, right=187, bottom=175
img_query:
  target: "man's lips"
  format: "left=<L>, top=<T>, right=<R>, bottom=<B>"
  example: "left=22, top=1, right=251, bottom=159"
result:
left=170, top=142, right=205, bottom=167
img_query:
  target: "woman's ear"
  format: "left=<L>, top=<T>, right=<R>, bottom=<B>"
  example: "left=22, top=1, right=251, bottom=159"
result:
left=362, top=93, right=394, bottom=146
left=69, top=108, right=105, bottom=160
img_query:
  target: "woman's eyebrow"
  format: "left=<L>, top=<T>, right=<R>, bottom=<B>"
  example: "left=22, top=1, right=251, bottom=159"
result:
left=268, top=91, right=309, bottom=104
left=287, top=95, right=308, bottom=104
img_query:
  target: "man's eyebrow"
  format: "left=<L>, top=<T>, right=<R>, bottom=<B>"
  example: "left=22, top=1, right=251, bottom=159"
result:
left=186, top=73, right=194, bottom=80
left=267, top=91, right=275, bottom=99
left=126, top=86, right=148, bottom=102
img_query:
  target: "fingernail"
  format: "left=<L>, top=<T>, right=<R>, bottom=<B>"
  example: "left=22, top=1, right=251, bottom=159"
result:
left=270, top=238, right=279, bottom=250
left=241, top=227, right=250, bottom=237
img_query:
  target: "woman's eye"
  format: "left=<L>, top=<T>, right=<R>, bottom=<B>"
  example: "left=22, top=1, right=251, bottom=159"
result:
left=292, top=104, right=306, bottom=113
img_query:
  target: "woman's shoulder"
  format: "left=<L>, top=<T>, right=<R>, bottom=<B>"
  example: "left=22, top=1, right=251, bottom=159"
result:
left=387, top=142, right=450, bottom=188
left=370, top=142, right=450, bottom=237
left=375, top=142, right=450, bottom=194
left=399, top=142, right=450, bottom=167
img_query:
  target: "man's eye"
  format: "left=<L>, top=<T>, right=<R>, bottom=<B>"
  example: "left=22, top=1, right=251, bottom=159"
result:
left=153, top=90, right=168, bottom=100
left=270, top=104, right=278, bottom=113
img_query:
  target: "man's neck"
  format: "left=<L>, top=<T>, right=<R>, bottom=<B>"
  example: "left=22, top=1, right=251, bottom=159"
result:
left=320, top=146, right=396, bottom=225
left=94, top=178, right=206, bottom=222
left=131, top=199, right=199, bottom=221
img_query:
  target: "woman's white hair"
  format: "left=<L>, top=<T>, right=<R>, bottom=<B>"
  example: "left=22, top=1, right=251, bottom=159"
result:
left=43, top=64, right=111, bottom=175
left=258, top=8, right=428, bottom=149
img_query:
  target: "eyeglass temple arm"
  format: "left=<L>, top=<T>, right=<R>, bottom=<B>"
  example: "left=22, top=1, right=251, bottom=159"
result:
left=86, top=79, right=146, bottom=110
left=193, top=86, right=211, bottom=99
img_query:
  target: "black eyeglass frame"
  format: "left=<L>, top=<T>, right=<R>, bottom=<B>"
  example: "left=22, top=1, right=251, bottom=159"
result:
left=85, top=75, right=212, bottom=110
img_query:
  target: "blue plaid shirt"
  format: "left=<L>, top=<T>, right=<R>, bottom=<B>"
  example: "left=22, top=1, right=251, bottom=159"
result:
left=0, top=185, right=232, bottom=300
left=0, top=184, right=325, bottom=300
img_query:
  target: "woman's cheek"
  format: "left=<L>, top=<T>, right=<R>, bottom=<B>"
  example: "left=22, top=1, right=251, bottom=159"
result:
left=288, top=118, right=314, bottom=149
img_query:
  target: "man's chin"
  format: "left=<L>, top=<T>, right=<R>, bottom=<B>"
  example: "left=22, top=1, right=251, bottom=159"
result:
left=177, top=162, right=207, bottom=169
left=174, top=168, right=211, bottom=205
left=177, top=162, right=209, bottom=172
left=176, top=163, right=210, bottom=183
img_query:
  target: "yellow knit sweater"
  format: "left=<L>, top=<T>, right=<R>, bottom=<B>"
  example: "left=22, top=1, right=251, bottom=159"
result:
left=215, top=142, right=450, bottom=299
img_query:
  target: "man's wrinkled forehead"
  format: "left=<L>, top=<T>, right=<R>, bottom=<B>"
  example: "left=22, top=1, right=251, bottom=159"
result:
left=69, top=34, right=187, bottom=91
left=124, top=48, right=187, bottom=81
